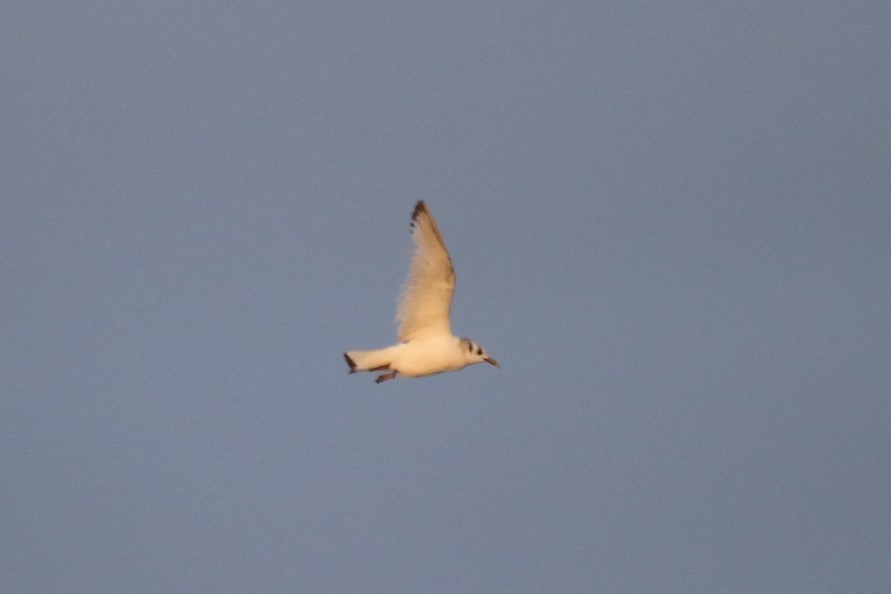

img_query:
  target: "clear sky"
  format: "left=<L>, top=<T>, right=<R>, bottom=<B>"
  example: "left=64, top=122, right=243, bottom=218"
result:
left=3, top=2, right=890, bottom=592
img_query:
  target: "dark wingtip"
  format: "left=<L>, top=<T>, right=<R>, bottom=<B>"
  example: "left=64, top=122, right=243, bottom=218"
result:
left=411, top=200, right=427, bottom=224
left=343, top=352, right=357, bottom=373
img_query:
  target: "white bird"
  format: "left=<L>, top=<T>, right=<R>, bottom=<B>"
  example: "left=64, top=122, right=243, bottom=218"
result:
left=344, top=201, right=499, bottom=383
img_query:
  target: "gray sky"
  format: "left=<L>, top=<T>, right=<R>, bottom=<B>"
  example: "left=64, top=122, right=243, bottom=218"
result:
left=3, top=2, right=890, bottom=592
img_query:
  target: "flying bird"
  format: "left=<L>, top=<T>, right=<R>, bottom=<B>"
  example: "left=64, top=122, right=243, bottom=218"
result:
left=344, top=201, right=499, bottom=383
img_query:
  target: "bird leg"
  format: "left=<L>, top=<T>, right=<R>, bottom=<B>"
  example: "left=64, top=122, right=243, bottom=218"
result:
left=375, top=371, right=398, bottom=383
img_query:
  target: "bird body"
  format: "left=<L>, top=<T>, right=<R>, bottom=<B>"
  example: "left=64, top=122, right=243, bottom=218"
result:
left=344, top=201, right=498, bottom=383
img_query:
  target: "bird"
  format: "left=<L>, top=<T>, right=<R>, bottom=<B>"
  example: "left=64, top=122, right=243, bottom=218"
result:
left=344, top=200, right=499, bottom=383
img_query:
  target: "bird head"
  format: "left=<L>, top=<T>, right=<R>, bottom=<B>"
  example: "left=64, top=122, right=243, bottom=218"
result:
left=459, top=337, right=499, bottom=368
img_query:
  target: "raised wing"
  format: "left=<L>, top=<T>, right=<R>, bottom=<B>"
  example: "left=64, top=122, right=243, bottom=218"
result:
left=396, top=201, right=456, bottom=341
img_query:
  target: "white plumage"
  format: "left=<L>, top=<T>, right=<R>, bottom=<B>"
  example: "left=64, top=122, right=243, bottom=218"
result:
left=344, top=201, right=499, bottom=383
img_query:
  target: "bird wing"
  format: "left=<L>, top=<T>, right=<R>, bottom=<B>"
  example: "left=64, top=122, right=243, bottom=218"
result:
left=396, top=201, right=456, bottom=341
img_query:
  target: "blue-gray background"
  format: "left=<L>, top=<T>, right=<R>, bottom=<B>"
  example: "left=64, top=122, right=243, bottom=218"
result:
left=3, top=2, right=889, bottom=592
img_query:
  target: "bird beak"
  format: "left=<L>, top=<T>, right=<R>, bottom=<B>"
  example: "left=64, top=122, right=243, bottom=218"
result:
left=486, top=357, right=500, bottom=368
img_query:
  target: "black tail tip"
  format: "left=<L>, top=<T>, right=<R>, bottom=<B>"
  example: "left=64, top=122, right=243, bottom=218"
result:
left=343, top=352, right=357, bottom=373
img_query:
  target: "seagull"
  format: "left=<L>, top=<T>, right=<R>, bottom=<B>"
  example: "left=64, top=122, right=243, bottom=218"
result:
left=344, top=201, right=499, bottom=383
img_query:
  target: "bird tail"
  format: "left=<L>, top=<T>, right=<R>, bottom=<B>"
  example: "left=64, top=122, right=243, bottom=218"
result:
left=343, top=348, right=394, bottom=373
